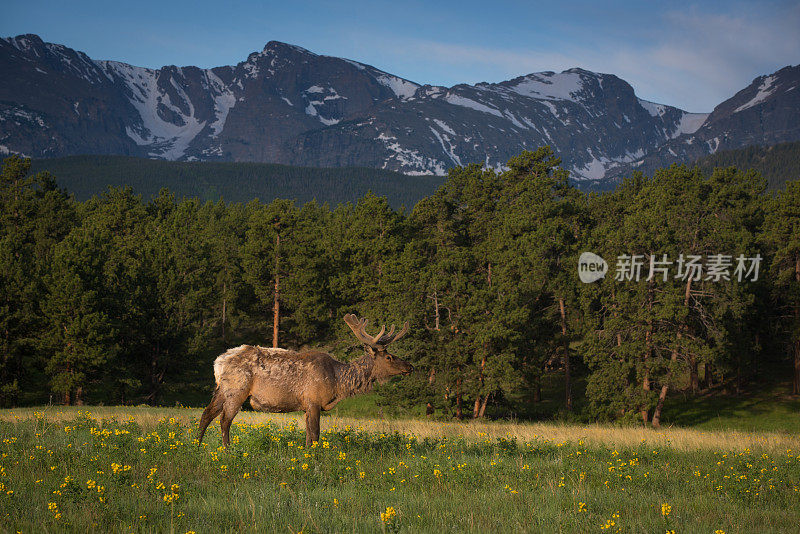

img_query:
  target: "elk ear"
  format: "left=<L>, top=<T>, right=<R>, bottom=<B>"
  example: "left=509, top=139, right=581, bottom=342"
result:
left=365, top=346, right=378, bottom=358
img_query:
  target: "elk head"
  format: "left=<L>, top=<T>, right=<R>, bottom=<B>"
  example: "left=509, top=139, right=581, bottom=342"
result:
left=344, top=314, right=414, bottom=381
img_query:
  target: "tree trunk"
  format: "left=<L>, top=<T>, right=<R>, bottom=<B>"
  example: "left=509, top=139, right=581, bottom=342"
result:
left=272, top=275, right=280, bottom=348
left=653, top=344, right=679, bottom=428
left=533, top=375, right=541, bottom=403
left=473, top=351, right=487, bottom=418
left=642, top=281, right=653, bottom=423
left=794, top=254, right=800, bottom=395
left=428, top=367, right=435, bottom=385
left=689, top=354, right=699, bottom=393
left=683, top=275, right=697, bottom=393
left=149, top=344, right=159, bottom=406
left=736, top=361, right=742, bottom=395
left=794, top=339, right=800, bottom=396
left=63, top=364, right=71, bottom=405
left=654, top=277, right=691, bottom=427
left=478, top=392, right=490, bottom=418
left=559, top=297, right=572, bottom=412
left=455, top=376, right=463, bottom=420
left=642, top=349, right=651, bottom=422
left=652, top=384, right=668, bottom=428
left=221, top=281, right=227, bottom=344
left=612, top=285, right=622, bottom=347
left=272, top=233, right=281, bottom=348
left=430, top=290, right=441, bottom=331
left=75, top=386, right=84, bottom=406
left=704, top=363, right=714, bottom=389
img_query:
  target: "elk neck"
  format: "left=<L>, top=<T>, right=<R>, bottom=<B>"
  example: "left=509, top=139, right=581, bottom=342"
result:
left=335, top=352, right=376, bottom=398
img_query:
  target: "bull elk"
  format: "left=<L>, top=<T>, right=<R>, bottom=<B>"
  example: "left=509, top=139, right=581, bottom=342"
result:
left=198, top=314, right=413, bottom=448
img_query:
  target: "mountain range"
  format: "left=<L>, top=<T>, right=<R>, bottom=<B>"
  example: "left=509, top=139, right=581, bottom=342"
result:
left=1, top=34, right=798, bottom=187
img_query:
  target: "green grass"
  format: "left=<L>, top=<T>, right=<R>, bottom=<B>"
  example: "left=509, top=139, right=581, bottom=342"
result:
left=326, top=393, right=395, bottom=419
left=662, top=384, right=800, bottom=434
left=332, top=375, right=800, bottom=435
left=1, top=409, right=799, bottom=533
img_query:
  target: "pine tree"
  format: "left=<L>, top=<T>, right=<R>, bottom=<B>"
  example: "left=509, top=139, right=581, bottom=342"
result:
left=764, top=179, right=800, bottom=394
left=0, top=156, right=76, bottom=405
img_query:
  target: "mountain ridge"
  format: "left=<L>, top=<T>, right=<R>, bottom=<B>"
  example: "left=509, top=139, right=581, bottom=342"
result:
left=1, top=34, right=797, bottom=186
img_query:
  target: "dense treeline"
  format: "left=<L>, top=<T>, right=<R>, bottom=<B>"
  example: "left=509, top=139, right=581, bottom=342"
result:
left=2, top=149, right=799, bottom=426
left=695, top=141, right=800, bottom=190
left=29, top=155, right=445, bottom=209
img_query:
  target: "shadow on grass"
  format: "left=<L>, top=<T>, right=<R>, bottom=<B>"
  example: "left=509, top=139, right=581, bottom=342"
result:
left=662, top=383, right=800, bottom=433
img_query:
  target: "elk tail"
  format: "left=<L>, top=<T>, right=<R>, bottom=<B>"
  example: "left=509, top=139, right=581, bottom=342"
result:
left=213, top=345, right=247, bottom=384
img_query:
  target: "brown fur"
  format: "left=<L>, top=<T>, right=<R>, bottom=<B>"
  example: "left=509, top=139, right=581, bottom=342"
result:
left=198, top=320, right=413, bottom=447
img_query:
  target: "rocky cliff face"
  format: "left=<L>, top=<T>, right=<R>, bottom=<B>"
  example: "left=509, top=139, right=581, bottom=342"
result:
left=605, top=65, right=800, bottom=183
left=1, top=34, right=796, bottom=185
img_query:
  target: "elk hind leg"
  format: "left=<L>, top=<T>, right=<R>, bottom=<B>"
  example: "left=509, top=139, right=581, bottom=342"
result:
left=198, top=387, right=224, bottom=444
left=220, top=388, right=249, bottom=448
left=305, top=404, right=321, bottom=448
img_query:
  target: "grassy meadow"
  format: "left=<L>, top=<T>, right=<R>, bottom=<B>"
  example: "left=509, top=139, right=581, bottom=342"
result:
left=1, top=407, right=799, bottom=533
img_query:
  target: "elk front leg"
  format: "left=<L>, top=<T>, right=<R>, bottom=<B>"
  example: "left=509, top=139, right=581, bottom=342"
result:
left=304, top=404, right=321, bottom=448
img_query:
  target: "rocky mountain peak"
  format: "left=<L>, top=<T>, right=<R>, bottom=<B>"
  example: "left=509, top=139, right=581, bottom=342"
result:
left=263, top=41, right=316, bottom=56
left=1, top=35, right=797, bottom=188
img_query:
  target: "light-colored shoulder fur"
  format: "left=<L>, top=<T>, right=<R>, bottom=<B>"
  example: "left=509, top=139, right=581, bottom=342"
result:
left=213, top=345, right=290, bottom=384
left=256, top=346, right=290, bottom=355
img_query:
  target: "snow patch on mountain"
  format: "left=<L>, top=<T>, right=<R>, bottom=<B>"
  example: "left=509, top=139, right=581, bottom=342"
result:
left=317, top=116, right=339, bottom=126
left=509, top=72, right=583, bottom=102
left=105, top=61, right=206, bottom=159
left=377, top=132, right=446, bottom=175
left=303, top=86, right=342, bottom=125
left=445, top=94, right=503, bottom=117
left=735, top=75, right=778, bottom=112
left=242, top=57, right=262, bottom=79
left=375, top=74, right=419, bottom=99
left=0, top=144, right=26, bottom=156
left=429, top=126, right=462, bottom=166
left=432, top=119, right=455, bottom=135
left=572, top=152, right=611, bottom=180
left=502, top=110, right=527, bottom=129
left=342, top=59, right=366, bottom=70
left=639, top=99, right=667, bottom=117
left=672, top=112, right=708, bottom=137
left=5, top=36, right=35, bottom=51
left=206, top=71, right=235, bottom=137
left=1, top=106, right=46, bottom=127
left=540, top=100, right=559, bottom=117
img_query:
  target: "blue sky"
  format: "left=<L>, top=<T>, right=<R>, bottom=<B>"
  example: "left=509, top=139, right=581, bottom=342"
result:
left=3, top=0, right=798, bottom=112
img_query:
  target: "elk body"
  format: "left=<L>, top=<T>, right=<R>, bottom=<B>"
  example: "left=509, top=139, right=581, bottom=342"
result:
left=198, top=314, right=413, bottom=448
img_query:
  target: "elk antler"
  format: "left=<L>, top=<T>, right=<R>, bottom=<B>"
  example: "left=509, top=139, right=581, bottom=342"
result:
left=343, top=314, right=409, bottom=348
left=375, top=321, right=409, bottom=346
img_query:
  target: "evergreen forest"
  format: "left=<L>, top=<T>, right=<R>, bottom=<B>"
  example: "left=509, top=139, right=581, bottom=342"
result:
left=2, top=147, right=799, bottom=427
